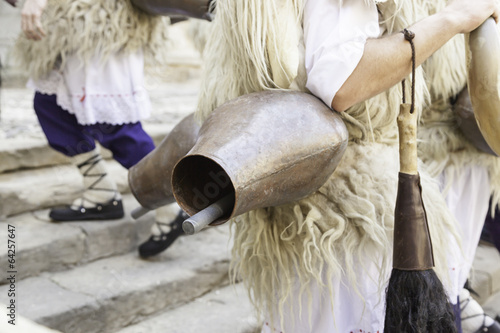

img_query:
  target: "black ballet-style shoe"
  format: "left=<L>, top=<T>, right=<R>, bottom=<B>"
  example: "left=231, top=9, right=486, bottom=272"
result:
left=49, top=198, right=124, bottom=221
left=50, top=153, right=124, bottom=222
left=474, top=319, right=500, bottom=333
left=138, top=210, right=188, bottom=258
left=462, top=281, right=500, bottom=333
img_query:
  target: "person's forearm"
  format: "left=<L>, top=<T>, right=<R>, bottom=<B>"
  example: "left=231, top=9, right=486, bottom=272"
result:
left=331, top=10, right=463, bottom=111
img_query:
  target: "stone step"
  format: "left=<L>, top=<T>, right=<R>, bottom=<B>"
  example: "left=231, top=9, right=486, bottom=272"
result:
left=0, top=138, right=71, bottom=175
left=0, top=194, right=161, bottom=284
left=0, top=159, right=129, bottom=218
left=469, top=244, right=500, bottom=306
left=0, top=308, right=63, bottom=333
left=0, top=222, right=232, bottom=333
left=483, top=289, right=500, bottom=321
left=0, top=124, right=173, bottom=175
left=117, top=282, right=260, bottom=333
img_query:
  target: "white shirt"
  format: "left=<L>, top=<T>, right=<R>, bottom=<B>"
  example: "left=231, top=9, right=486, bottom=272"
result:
left=29, top=50, right=152, bottom=125
left=304, top=0, right=380, bottom=108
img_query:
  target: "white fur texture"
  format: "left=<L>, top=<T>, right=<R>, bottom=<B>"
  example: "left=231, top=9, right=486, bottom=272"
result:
left=13, top=0, right=170, bottom=79
left=196, top=0, right=475, bottom=328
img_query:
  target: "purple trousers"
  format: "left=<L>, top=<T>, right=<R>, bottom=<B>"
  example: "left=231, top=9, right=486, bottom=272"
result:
left=484, top=200, right=500, bottom=253
left=453, top=296, right=463, bottom=333
left=34, top=92, right=155, bottom=169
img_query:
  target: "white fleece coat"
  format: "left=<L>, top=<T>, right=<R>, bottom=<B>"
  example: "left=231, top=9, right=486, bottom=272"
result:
left=195, top=0, right=490, bottom=331
left=13, top=0, right=169, bottom=80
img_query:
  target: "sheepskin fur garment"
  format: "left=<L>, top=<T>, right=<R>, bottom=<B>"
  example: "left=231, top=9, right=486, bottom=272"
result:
left=13, top=0, right=169, bottom=79
left=195, top=0, right=495, bottom=330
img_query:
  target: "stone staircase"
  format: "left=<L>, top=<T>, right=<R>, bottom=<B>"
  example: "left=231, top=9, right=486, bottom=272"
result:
left=0, top=197, right=258, bottom=333
left=0, top=79, right=259, bottom=333
left=0, top=17, right=259, bottom=333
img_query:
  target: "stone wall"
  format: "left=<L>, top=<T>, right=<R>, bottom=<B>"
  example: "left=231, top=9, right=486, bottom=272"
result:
left=0, top=1, right=26, bottom=87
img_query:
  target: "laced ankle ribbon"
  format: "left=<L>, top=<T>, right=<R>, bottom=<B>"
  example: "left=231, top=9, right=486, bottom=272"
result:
left=77, top=154, right=118, bottom=205
left=460, top=295, right=492, bottom=329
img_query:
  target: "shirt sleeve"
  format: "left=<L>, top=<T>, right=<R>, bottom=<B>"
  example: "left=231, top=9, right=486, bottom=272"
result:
left=304, top=0, right=380, bottom=108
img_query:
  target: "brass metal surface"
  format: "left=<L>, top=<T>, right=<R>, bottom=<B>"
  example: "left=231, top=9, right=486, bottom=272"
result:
left=467, top=18, right=500, bottom=156
left=172, top=90, right=349, bottom=226
left=128, top=113, right=200, bottom=210
left=454, top=87, right=497, bottom=155
left=131, top=0, right=213, bottom=20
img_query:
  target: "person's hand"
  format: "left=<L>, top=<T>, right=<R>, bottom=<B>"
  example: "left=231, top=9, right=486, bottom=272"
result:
left=443, top=0, right=500, bottom=34
left=21, top=0, right=47, bottom=41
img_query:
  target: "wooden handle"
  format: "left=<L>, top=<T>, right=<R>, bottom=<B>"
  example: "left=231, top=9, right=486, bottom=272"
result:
left=397, top=103, right=418, bottom=175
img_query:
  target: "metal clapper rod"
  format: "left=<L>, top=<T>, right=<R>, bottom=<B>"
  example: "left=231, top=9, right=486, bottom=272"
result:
left=182, top=194, right=234, bottom=235
left=131, top=206, right=150, bottom=219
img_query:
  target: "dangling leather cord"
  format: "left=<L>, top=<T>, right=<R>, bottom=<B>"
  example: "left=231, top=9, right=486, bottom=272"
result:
left=394, top=27, right=436, bottom=270
left=401, top=28, right=416, bottom=113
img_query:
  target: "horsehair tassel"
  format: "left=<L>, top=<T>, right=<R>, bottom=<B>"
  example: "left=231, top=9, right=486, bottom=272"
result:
left=396, top=26, right=434, bottom=272
left=384, top=28, right=457, bottom=333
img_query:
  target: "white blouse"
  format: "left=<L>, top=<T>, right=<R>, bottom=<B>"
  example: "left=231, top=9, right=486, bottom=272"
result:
left=29, top=50, right=152, bottom=126
left=304, top=0, right=380, bottom=108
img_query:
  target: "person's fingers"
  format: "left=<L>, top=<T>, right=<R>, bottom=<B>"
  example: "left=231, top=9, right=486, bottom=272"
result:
left=33, top=30, right=43, bottom=41
left=492, top=3, right=500, bottom=23
left=26, top=14, right=35, bottom=38
left=30, top=29, right=41, bottom=41
left=22, top=12, right=44, bottom=40
left=21, top=15, right=27, bottom=35
left=24, top=23, right=35, bottom=39
left=34, top=17, right=46, bottom=39
left=20, top=0, right=48, bottom=40
left=21, top=11, right=32, bottom=38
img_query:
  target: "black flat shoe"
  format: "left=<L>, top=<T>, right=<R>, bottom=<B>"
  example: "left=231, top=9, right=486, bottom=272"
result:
left=474, top=320, right=500, bottom=333
left=49, top=199, right=124, bottom=221
left=138, top=210, right=188, bottom=258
